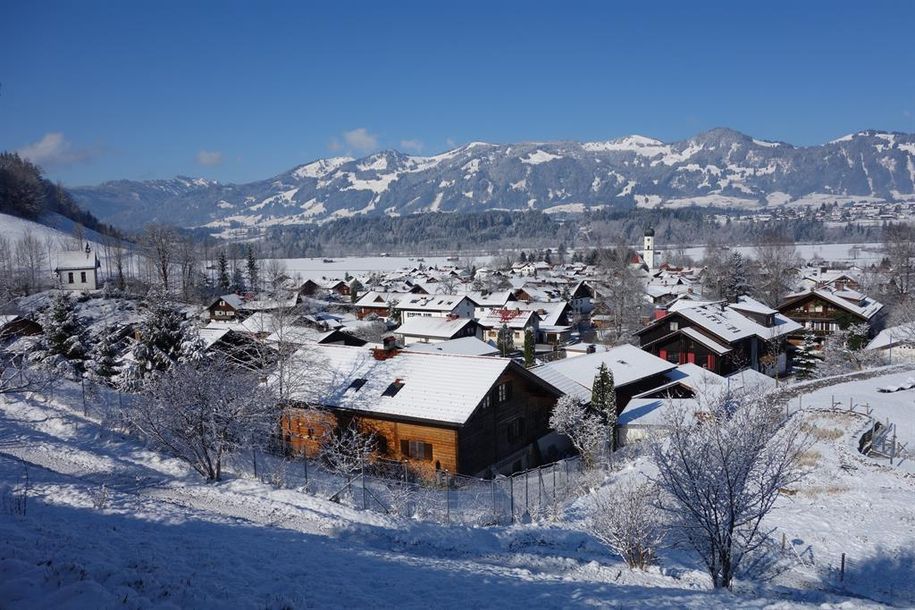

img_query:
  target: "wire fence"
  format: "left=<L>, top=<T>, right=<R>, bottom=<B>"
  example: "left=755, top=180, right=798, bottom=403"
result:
left=229, top=443, right=593, bottom=526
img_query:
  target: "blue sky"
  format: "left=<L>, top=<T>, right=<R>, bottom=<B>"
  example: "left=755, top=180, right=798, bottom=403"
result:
left=2, top=1, right=914, bottom=186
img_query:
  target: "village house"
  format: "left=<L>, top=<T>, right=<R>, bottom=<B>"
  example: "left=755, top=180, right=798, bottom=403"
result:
left=635, top=296, right=801, bottom=376
left=404, top=337, right=500, bottom=357
left=206, top=294, right=246, bottom=321
left=278, top=345, right=565, bottom=476
left=394, top=294, right=476, bottom=320
left=777, top=287, right=884, bottom=343
left=532, top=343, right=678, bottom=411
left=394, top=316, right=482, bottom=345
left=53, top=244, right=101, bottom=291
left=477, top=308, right=540, bottom=347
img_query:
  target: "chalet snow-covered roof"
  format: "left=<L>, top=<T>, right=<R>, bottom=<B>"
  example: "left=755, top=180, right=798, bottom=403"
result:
left=394, top=294, right=471, bottom=312
left=53, top=249, right=100, bottom=272
left=209, top=294, right=244, bottom=310
left=394, top=316, right=477, bottom=340
left=460, top=290, right=514, bottom=308
left=404, top=337, right=499, bottom=357
left=648, top=298, right=801, bottom=343
left=617, top=397, right=701, bottom=427
left=678, top=327, right=732, bottom=355
left=728, top=296, right=778, bottom=316
left=281, top=345, right=557, bottom=425
left=781, top=288, right=883, bottom=320
left=513, top=301, right=568, bottom=326
left=265, top=325, right=337, bottom=346
left=533, top=344, right=676, bottom=398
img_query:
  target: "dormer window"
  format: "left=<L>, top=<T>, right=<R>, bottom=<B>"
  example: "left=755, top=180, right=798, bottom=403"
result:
left=382, top=379, right=404, bottom=397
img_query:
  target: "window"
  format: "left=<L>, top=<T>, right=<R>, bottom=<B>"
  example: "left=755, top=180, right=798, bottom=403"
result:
left=497, top=381, right=512, bottom=404
left=347, top=378, right=367, bottom=392
left=80, top=271, right=87, bottom=283
left=67, top=272, right=74, bottom=284
left=506, top=418, right=524, bottom=443
left=382, top=380, right=404, bottom=397
left=401, top=439, right=433, bottom=461
left=669, top=321, right=679, bottom=331
left=481, top=393, right=492, bottom=409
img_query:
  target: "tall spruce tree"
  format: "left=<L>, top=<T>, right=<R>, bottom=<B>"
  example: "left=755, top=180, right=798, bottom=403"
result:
left=722, top=251, right=750, bottom=303
left=123, top=289, right=197, bottom=389
left=84, top=325, right=119, bottom=383
left=794, top=331, right=819, bottom=380
left=217, top=252, right=230, bottom=291
left=592, top=362, right=617, bottom=449
left=40, top=291, right=86, bottom=362
left=523, top=328, right=535, bottom=367
left=246, top=246, right=259, bottom=292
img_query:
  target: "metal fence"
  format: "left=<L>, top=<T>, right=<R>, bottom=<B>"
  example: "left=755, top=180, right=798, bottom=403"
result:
left=232, top=446, right=590, bottom=526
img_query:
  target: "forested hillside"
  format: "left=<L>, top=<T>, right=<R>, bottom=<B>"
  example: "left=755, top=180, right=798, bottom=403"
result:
left=0, top=152, right=114, bottom=235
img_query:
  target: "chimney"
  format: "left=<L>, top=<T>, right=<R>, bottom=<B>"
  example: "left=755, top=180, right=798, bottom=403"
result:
left=373, top=334, right=399, bottom=360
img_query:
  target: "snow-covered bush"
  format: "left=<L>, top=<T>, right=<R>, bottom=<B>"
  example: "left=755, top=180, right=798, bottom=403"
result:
left=590, top=479, right=664, bottom=569
left=549, top=395, right=608, bottom=468
left=124, top=357, right=276, bottom=481
left=320, top=420, right=377, bottom=478
left=649, top=393, right=808, bottom=589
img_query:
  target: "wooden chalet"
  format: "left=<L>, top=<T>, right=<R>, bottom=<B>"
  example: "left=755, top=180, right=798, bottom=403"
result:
left=207, top=294, right=245, bottom=321
left=777, top=288, right=884, bottom=343
left=278, top=345, right=564, bottom=476
left=634, top=297, right=801, bottom=376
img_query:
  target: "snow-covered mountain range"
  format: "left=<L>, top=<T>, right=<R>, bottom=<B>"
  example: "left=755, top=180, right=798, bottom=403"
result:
left=71, top=128, right=915, bottom=231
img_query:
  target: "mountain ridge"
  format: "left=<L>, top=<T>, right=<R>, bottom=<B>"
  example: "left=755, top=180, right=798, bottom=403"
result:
left=69, top=128, right=915, bottom=232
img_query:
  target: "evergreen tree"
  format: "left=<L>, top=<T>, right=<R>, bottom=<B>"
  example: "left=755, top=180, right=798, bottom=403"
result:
left=232, top=265, right=245, bottom=292
left=794, top=331, right=819, bottom=380
left=519, top=251, right=527, bottom=263
left=123, top=289, right=199, bottom=388
left=246, top=246, right=259, bottom=292
left=497, top=323, right=515, bottom=356
left=721, top=251, right=750, bottom=303
left=350, top=278, right=362, bottom=304
left=217, top=252, right=230, bottom=291
left=592, top=362, right=617, bottom=449
left=523, top=328, right=535, bottom=367
left=40, top=291, right=86, bottom=361
left=84, top=325, right=119, bottom=383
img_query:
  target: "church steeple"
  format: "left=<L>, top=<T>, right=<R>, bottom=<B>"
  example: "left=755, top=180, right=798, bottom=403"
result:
left=643, top=227, right=655, bottom=270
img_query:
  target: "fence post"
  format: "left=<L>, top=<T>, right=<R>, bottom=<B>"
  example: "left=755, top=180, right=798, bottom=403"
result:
left=252, top=447, right=258, bottom=479
left=303, top=444, right=308, bottom=486
left=781, top=532, right=786, bottom=551
left=81, top=379, right=87, bottom=416
left=491, top=478, right=496, bottom=523
left=840, top=553, right=846, bottom=582
left=361, top=456, right=367, bottom=510
left=524, top=470, right=529, bottom=514
left=510, top=474, right=515, bottom=524
left=445, top=472, right=451, bottom=523
left=891, top=432, right=897, bottom=465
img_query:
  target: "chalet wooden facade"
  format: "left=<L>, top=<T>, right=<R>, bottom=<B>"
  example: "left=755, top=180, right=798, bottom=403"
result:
left=777, top=288, right=884, bottom=344
left=207, top=294, right=245, bottom=321
left=278, top=345, right=563, bottom=476
left=634, top=298, right=800, bottom=376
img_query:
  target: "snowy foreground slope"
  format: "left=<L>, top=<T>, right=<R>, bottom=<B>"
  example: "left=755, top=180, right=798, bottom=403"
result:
left=1, top=375, right=914, bottom=609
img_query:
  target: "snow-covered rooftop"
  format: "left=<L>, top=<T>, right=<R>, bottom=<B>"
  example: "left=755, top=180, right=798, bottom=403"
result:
left=533, top=344, right=676, bottom=397
left=395, top=316, right=476, bottom=339
left=404, top=337, right=499, bottom=357
left=282, top=345, right=536, bottom=425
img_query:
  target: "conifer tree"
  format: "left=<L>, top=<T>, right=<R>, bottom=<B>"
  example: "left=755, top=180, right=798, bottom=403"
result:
left=523, top=328, right=535, bottom=367
left=40, top=291, right=86, bottom=362
left=84, top=325, right=119, bottom=383
left=123, top=289, right=199, bottom=389
left=217, top=251, right=230, bottom=291
left=246, top=246, right=259, bottom=292
left=592, top=362, right=617, bottom=449
left=793, top=331, right=819, bottom=380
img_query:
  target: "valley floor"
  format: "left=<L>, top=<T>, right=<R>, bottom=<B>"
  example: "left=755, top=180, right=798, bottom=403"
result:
left=1, top=374, right=913, bottom=609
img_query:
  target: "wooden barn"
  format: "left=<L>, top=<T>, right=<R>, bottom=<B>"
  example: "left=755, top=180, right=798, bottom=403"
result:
left=278, top=344, right=564, bottom=476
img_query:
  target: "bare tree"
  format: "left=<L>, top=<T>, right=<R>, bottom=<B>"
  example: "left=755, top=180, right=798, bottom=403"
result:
left=141, top=224, right=180, bottom=292
left=649, top=393, right=808, bottom=589
left=593, top=245, right=645, bottom=344
left=590, top=479, right=665, bottom=569
left=549, top=395, right=608, bottom=468
left=14, top=229, right=47, bottom=294
left=320, top=419, right=377, bottom=477
left=125, top=357, right=276, bottom=481
left=752, top=231, right=801, bottom=307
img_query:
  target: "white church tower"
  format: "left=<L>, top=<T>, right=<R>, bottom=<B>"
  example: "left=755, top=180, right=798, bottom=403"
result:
left=642, top=227, right=655, bottom=271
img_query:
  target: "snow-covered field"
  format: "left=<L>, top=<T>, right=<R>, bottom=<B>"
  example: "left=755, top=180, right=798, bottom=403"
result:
left=2, top=370, right=914, bottom=608
left=269, top=255, right=493, bottom=282
left=677, top=243, right=885, bottom=265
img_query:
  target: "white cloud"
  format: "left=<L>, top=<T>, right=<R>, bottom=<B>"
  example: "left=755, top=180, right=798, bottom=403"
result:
left=196, top=150, right=224, bottom=166
left=342, top=128, right=378, bottom=153
left=399, top=139, right=424, bottom=152
left=17, top=132, right=92, bottom=168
